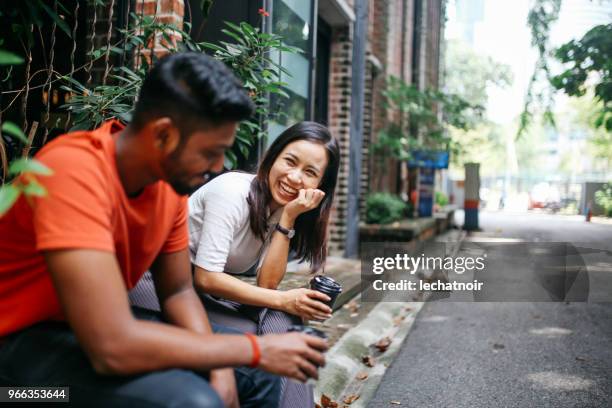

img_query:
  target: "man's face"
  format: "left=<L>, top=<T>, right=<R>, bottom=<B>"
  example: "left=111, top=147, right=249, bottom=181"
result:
left=161, top=122, right=237, bottom=195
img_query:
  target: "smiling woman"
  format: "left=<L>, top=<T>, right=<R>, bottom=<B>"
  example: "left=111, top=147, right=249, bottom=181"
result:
left=189, top=121, right=340, bottom=408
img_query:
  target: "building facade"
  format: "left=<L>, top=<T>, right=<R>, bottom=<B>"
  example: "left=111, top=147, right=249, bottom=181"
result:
left=1, top=0, right=445, bottom=257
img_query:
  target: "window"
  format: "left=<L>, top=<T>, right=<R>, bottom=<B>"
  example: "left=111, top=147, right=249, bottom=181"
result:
left=267, top=0, right=316, bottom=145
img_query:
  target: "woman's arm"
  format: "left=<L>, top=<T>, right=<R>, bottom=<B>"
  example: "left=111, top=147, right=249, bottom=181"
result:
left=257, top=189, right=326, bottom=289
left=194, top=266, right=332, bottom=321
left=256, top=210, right=295, bottom=289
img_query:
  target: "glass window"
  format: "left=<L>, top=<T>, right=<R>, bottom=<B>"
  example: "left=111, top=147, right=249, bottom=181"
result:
left=267, top=0, right=314, bottom=145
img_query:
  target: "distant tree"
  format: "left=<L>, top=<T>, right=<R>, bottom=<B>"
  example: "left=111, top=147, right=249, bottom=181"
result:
left=444, top=39, right=513, bottom=114
left=568, top=94, right=612, bottom=168
left=443, top=39, right=512, bottom=171
left=518, top=0, right=562, bottom=138
left=551, top=23, right=612, bottom=131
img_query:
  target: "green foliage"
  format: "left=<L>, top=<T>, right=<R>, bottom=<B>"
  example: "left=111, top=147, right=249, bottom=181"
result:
left=435, top=191, right=449, bottom=207
left=372, top=76, right=482, bottom=162
left=200, top=21, right=302, bottom=165
left=0, top=50, right=24, bottom=65
left=1, top=122, right=28, bottom=144
left=595, top=184, right=612, bottom=217
left=444, top=39, right=513, bottom=112
left=0, top=40, right=52, bottom=216
left=518, top=0, right=562, bottom=138
left=551, top=24, right=612, bottom=131
left=0, top=122, right=53, bottom=217
left=365, top=193, right=408, bottom=225
left=61, top=14, right=300, bottom=168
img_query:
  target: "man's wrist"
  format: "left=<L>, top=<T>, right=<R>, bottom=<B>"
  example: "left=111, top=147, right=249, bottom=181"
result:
left=244, top=333, right=261, bottom=368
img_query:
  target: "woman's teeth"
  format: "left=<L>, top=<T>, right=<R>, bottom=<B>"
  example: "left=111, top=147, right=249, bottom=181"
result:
left=280, top=183, right=297, bottom=196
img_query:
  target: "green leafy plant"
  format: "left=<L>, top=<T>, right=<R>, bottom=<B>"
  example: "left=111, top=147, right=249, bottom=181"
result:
left=0, top=45, right=53, bottom=216
left=61, top=13, right=301, bottom=168
left=435, top=191, right=449, bottom=207
left=0, top=121, right=53, bottom=216
left=595, top=183, right=612, bottom=217
left=551, top=24, right=612, bottom=131
left=372, top=76, right=481, bottom=162
left=365, top=192, right=408, bottom=225
left=518, top=0, right=561, bottom=138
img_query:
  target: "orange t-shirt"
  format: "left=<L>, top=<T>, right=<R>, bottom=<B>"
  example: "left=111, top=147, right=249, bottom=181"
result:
left=0, top=120, right=188, bottom=336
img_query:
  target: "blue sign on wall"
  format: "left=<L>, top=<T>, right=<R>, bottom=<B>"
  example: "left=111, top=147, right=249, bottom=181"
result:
left=408, top=150, right=449, bottom=169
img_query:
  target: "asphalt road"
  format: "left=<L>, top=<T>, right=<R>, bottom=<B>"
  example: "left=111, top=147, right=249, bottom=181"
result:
left=368, top=211, right=612, bottom=408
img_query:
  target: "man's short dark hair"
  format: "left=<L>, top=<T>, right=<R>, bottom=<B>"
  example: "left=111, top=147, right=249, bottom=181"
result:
left=131, top=52, right=254, bottom=132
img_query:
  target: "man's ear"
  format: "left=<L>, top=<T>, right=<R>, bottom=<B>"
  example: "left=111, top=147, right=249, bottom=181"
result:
left=151, top=117, right=181, bottom=155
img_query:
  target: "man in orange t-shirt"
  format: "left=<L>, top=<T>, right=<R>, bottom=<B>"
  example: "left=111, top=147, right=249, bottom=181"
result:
left=0, top=53, right=326, bottom=407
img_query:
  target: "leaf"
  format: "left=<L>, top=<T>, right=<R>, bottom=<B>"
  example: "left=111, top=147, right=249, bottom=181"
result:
left=2, top=122, right=28, bottom=143
left=8, top=158, right=53, bottom=176
left=390, top=401, right=402, bottom=405
left=22, top=179, right=47, bottom=197
left=392, top=316, right=405, bottom=326
left=374, top=336, right=392, bottom=353
left=343, top=394, right=360, bottom=405
left=320, top=394, right=338, bottom=408
left=361, top=355, right=375, bottom=367
left=0, top=50, right=24, bottom=65
left=356, top=371, right=368, bottom=380
left=0, top=184, right=20, bottom=216
left=38, top=1, right=72, bottom=38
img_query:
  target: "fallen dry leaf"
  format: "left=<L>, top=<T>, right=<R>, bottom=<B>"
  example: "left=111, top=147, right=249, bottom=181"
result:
left=392, top=315, right=405, bottom=326
left=320, top=393, right=339, bottom=408
left=350, top=312, right=359, bottom=318
left=315, top=404, right=322, bottom=408
left=343, top=299, right=360, bottom=313
left=343, top=394, right=360, bottom=404
left=374, top=336, right=392, bottom=352
left=362, top=355, right=376, bottom=367
left=356, top=371, right=369, bottom=380
left=390, top=401, right=402, bottom=405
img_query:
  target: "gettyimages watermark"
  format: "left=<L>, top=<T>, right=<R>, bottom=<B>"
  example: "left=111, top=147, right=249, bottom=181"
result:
left=360, top=241, right=612, bottom=302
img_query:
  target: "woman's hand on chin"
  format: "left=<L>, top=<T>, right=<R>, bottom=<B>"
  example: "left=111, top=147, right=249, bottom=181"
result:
left=282, top=188, right=326, bottom=221
left=277, top=288, right=332, bottom=321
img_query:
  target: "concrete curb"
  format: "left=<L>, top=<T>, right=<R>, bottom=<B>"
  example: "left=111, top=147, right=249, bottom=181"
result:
left=314, top=301, right=424, bottom=407
left=313, top=229, right=467, bottom=407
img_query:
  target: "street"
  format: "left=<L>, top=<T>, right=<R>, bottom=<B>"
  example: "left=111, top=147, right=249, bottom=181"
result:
left=369, top=211, right=612, bottom=408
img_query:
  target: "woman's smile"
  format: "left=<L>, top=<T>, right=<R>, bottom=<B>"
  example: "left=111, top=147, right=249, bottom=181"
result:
left=278, top=181, right=299, bottom=200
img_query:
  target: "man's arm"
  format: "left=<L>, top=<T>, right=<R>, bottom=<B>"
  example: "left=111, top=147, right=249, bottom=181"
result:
left=151, top=249, right=238, bottom=408
left=44, top=249, right=326, bottom=379
left=150, top=249, right=211, bottom=332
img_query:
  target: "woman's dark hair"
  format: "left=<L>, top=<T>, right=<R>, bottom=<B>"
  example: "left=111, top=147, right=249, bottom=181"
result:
left=247, top=121, right=340, bottom=272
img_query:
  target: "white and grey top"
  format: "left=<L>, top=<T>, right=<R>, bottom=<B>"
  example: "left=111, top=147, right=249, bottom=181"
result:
left=188, top=171, right=282, bottom=275
left=129, top=171, right=281, bottom=310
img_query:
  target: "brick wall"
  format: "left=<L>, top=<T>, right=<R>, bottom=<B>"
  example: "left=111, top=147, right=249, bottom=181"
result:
left=136, top=0, right=185, bottom=64
left=86, top=0, right=185, bottom=83
left=327, top=26, right=353, bottom=255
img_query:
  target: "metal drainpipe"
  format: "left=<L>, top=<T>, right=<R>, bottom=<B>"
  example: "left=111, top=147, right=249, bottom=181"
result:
left=344, top=0, right=369, bottom=258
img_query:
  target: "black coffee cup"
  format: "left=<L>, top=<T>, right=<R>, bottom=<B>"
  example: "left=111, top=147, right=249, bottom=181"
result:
left=310, top=275, right=342, bottom=309
left=288, top=325, right=327, bottom=339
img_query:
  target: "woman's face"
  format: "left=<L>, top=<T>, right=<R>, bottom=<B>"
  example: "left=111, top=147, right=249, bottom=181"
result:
left=268, top=139, right=329, bottom=209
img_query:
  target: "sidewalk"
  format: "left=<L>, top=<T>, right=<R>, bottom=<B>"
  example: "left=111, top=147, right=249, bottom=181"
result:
left=311, top=229, right=465, bottom=407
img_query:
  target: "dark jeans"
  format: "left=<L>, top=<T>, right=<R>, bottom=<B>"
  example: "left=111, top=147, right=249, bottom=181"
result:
left=0, top=307, right=281, bottom=407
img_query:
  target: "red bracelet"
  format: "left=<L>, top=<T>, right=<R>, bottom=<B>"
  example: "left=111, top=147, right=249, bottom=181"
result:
left=245, top=333, right=260, bottom=368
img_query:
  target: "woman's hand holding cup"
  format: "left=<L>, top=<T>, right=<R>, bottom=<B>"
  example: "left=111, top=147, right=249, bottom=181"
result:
left=279, top=288, right=332, bottom=321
